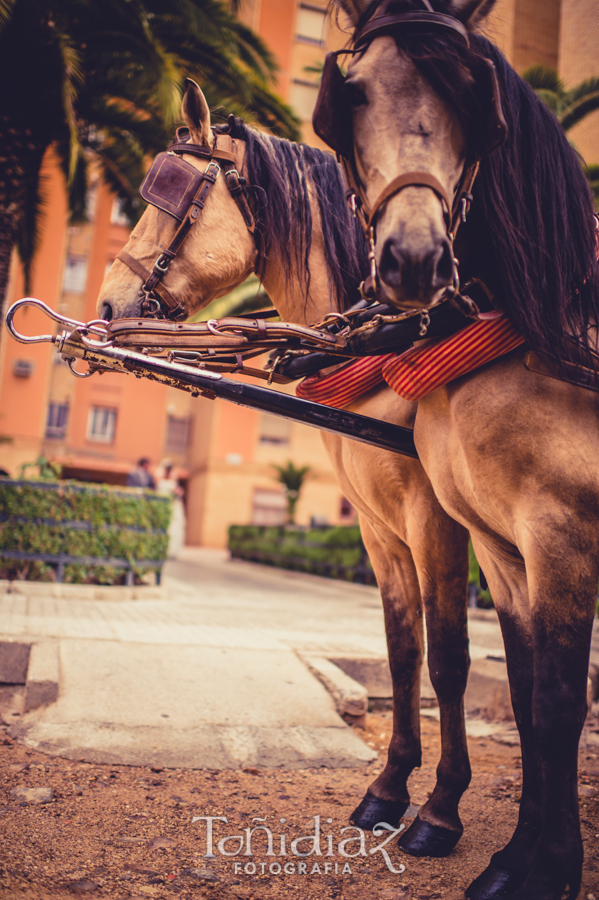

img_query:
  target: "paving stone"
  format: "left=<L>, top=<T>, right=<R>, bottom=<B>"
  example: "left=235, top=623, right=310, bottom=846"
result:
left=10, top=786, right=53, bottom=805
left=0, top=641, right=31, bottom=684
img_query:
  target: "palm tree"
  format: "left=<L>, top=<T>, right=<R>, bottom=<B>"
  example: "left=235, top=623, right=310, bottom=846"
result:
left=0, top=0, right=299, bottom=309
left=272, top=461, right=311, bottom=525
left=522, top=66, right=599, bottom=202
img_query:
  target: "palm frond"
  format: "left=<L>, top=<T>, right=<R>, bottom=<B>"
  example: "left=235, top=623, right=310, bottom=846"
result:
left=522, top=65, right=564, bottom=94
left=534, top=88, right=562, bottom=115
left=54, top=27, right=84, bottom=182
left=561, top=90, right=599, bottom=132
left=0, top=0, right=14, bottom=31
left=15, top=155, right=47, bottom=293
left=565, top=77, right=599, bottom=106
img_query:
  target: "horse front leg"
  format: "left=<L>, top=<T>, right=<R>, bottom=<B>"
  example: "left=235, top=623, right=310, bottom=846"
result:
left=398, top=515, right=472, bottom=857
left=350, top=518, right=425, bottom=831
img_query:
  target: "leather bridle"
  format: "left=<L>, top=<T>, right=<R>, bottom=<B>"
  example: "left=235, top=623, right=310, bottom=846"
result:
left=312, top=0, right=507, bottom=313
left=116, top=122, right=256, bottom=320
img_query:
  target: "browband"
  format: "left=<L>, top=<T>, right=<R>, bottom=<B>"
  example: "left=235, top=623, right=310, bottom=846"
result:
left=355, top=11, right=470, bottom=49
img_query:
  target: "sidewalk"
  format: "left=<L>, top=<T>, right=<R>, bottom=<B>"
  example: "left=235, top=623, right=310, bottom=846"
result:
left=1, top=548, right=597, bottom=768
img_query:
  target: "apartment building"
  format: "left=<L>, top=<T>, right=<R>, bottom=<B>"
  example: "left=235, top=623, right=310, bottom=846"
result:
left=0, top=0, right=596, bottom=547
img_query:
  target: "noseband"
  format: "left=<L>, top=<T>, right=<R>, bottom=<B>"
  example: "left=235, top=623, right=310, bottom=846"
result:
left=312, top=0, right=507, bottom=312
left=117, top=120, right=256, bottom=320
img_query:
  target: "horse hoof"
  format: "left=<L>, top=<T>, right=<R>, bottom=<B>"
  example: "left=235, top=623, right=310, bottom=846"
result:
left=349, top=793, right=408, bottom=830
left=398, top=816, right=462, bottom=857
left=465, top=864, right=523, bottom=900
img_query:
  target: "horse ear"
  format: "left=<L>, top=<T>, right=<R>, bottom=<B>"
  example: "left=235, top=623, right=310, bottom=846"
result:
left=447, top=0, right=496, bottom=29
left=182, top=78, right=211, bottom=148
left=330, top=0, right=370, bottom=26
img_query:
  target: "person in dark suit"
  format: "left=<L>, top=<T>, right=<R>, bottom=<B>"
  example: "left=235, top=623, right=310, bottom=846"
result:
left=126, top=458, right=156, bottom=489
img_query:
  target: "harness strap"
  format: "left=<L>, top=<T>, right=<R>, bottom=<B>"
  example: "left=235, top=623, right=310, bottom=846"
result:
left=223, top=167, right=255, bottom=232
left=367, top=171, right=453, bottom=230
left=116, top=250, right=184, bottom=317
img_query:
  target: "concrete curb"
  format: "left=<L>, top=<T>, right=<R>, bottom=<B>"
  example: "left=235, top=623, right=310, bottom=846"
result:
left=328, top=654, right=516, bottom=722
left=0, top=579, right=169, bottom=602
left=24, top=640, right=60, bottom=712
left=9, top=721, right=378, bottom=769
left=300, top=655, right=369, bottom=718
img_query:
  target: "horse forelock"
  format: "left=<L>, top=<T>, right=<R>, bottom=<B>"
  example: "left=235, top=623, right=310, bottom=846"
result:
left=239, top=126, right=368, bottom=312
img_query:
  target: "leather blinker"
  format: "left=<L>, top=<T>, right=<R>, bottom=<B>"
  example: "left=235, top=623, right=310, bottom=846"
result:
left=313, top=52, right=354, bottom=160
left=140, top=152, right=206, bottom=221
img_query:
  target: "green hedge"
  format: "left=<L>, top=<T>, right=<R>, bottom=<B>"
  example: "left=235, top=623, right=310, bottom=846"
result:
left=229, top=525, right=494, bottom=606
left=228, top=524, right=375, bottom=584
left=0, top=479, right=171, bottom=585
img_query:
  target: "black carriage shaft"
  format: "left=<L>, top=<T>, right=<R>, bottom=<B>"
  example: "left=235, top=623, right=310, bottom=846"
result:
left=70, top=338, right=418, bottom=459
left=191, top=370, right=419, bottom=458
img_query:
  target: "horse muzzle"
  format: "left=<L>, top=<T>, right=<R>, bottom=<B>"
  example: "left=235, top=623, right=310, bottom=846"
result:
left=377, top=227, right=455, bottom=308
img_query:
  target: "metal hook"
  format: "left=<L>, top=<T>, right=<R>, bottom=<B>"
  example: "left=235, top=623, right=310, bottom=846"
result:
left=5, top=298, right=82, bottom=344
left=66, top=358, right=94, bottom=378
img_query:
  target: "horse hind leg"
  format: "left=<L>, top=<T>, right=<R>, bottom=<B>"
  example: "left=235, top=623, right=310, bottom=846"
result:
left=467, top=537, right=596, bottom=900
left=349, top=520, right=425, bottom=831
left=398, top=520, right=472, bottom=858
left=502, top=542, right=596, bottom=900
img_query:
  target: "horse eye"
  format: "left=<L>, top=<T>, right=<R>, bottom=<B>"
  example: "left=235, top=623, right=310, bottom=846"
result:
left=345, top=81, right=368, bottom=108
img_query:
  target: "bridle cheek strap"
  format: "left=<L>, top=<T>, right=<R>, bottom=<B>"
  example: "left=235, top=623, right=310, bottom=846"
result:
left=366, top=170, right=453, bottom=231
left=116, top=250, right=182, bottom=316
left=119, top=133, right=257, bottom=320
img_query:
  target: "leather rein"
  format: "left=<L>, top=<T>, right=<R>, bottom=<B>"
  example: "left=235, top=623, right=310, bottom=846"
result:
left=117, top=124, right=256, bottom=321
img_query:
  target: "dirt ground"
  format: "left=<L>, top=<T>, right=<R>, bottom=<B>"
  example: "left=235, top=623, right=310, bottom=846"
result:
left=1, top=705, right=599, bottom=900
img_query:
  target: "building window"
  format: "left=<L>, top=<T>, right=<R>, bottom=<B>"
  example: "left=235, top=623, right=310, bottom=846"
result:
left=62, top=255, right=88, bottom=293
left=297, top=4, right=327, bottom=44
left=45, top=402, right=69, bottom=439
left=87, top=406, right=117, bottom=443
left=165, top=415, right=190, bottom=455
left=289, top=80, right=320, bottom=121
left=85, top=185, right=98, bottom=222
left=111, top=198, right=130, bottom=226
left=259, top=411, right=291, bottom=445
left=339, top=496, right=356, bottom=522
left=252, top=488, right=287, bottom=526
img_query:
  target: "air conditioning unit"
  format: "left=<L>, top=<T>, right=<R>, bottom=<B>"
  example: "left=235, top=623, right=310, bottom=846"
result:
left=13, top=359, right=34, bottom=378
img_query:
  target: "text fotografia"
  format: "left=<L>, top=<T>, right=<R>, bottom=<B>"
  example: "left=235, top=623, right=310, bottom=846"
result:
left=191, top=815, right=407, bottom=876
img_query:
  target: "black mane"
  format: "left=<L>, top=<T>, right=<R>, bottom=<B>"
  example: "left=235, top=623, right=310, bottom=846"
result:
left=465, top=36, right=599, bottom=365
left=352, top=0, right=599, bottom=365
left=229, top=121, right=368, bottom=311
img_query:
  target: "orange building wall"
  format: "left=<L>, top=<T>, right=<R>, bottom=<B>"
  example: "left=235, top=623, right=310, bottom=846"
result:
left=0, top=151, right=67, bottom=474
left=2, top=0, right=597, bottom=549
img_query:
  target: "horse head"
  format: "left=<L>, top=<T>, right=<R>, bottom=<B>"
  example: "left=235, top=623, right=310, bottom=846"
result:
left=321, top=0, right=505, bottom=310
left=97, top=80, right=257, bottom=322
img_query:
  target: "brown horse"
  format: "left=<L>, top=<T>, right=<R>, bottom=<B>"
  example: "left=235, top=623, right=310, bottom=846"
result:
left=328, top=1, right=599, bottom=898
left=98, top=81, right=473, bottom=857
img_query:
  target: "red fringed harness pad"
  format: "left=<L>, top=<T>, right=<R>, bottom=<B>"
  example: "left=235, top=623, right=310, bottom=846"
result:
left=297, top=315, right=524, bottom=407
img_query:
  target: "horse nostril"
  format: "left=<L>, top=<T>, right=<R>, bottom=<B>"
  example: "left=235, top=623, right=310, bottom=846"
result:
left=433, top=239, right=454, bottom=288
left=379, top=239, right=405, bottom=288
left=101, top=302, right=113, bottom=322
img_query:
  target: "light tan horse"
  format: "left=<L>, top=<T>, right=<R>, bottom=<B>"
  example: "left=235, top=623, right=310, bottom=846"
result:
left=98, top=80, right=472, bottom=858
left=331, top=1, right=599, bottom=898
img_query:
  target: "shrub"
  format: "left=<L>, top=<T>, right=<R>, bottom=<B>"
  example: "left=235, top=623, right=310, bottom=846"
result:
left=228, top=524, right=374, bottom=584
left=0, top=479, right=171, bottom=585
